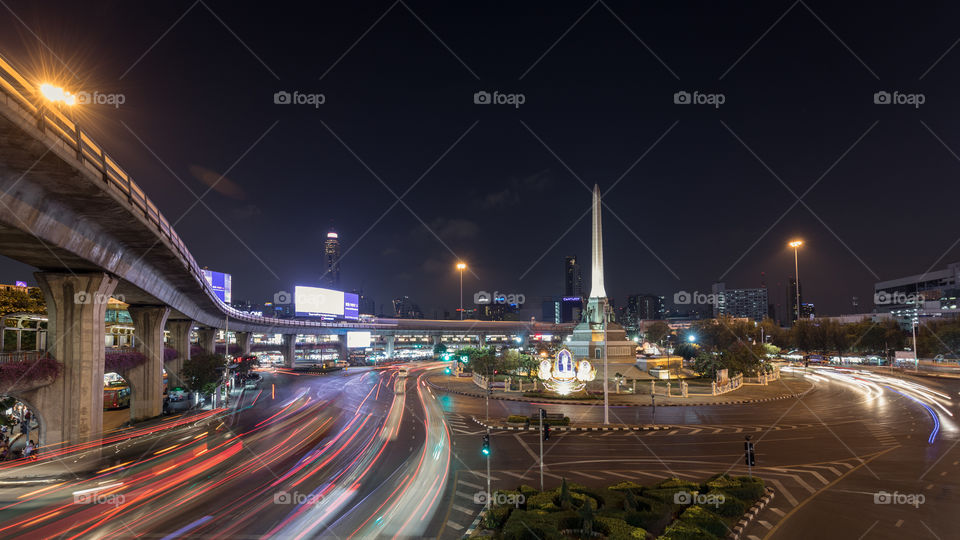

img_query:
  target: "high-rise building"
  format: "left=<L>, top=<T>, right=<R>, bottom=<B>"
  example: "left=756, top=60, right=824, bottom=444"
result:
left=351, top=290, right=375, bottom=316
left=324, top=230, right=341, bottom=288
left=625, top=294, right=665, bottom=330
left=541, top=296, right=583, bottom=324
left=563, top=256, right=583, bottom=297
left=786, top=278, right=803, bottom=323
left=874, top=262, right=960, bottom=327
left=711, top=282, right=768, bottom=322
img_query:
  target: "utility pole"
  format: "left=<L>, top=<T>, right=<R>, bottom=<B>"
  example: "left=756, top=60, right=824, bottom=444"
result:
left=603, top=303, right=610, bottom=425
left=538, top=408, right=545, bottom=491
left=484, top=428, right=491, bottom=509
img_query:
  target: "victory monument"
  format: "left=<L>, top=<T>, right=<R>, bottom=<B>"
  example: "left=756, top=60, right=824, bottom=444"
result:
left=566, top=185, right=638, bottom=365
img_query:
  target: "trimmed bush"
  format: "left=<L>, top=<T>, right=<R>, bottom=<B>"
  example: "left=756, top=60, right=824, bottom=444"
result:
left=501, top=510, right=562, bottom=540
left=656, top=477, right=700, bottom=490
left=658, top=519, right=718, bottom=540
left=484, top=504, right=513, bottom=528
left=678, top=505, right=729, bottom=538
left=609, top=480, right=645, bottom=492
left=507, top=415, right=528, bottom=423
left=708, top=491, right=747, bottom=518
left=526, top=490, right=559, bottom=511
left=596, top=516, right=647, bottom=540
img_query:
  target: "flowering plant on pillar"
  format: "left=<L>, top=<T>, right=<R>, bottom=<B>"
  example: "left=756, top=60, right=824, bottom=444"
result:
left=0, top=353, right=61, bottom=388
left=105, top=350, right=147, bottom=372
left=164, top=347, right=178, bottom=362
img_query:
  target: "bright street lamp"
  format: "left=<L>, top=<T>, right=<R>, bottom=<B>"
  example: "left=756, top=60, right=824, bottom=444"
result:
left=687, top=334, right=696, bottom=343
left=456, top=262, right=467, bottom=320
left=788, top=240, right=803, bottom=322
left=39, top=83, right=77, bottom=106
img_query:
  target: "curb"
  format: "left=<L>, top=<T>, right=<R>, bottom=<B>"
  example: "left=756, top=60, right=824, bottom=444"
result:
left=728, top=487, right=775, bottom=540
left=425, top=378, right=811, bottom=407
left=472, top=417, right=671, bottom=432
left=461, top=506, right=487, bottom=538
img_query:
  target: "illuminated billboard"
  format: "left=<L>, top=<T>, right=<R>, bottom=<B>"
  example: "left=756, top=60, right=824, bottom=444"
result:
left=294, top=286, right=359, bottom=320
left=202, top=269, right=232, bottom=303
left=347, top=331, right=371, bottom=348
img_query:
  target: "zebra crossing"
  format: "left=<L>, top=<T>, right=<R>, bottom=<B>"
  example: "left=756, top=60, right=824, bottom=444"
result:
left=863, top=423, right=900, bottom=446
left=445, top=413, right=485, bottom=435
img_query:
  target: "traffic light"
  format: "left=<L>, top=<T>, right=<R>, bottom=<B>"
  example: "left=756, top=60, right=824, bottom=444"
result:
left=539, top=408, right=546, bottom=420
left=482, top=434, right=490, bottom=456
left=744, top=436, right=756, bottom=466
left=543, top=423, right=551, bottom=441
left=444, top=367, right=451, bottom=375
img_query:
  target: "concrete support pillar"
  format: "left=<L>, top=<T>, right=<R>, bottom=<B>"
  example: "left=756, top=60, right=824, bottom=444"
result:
left=335, top=334, right=347, bottom=363
left=30, top=272, right=118, bottom=446
left=236, top=332, right=252, bottom=356
left=384, top=335, right=395, bottom=358
left=196, top=328, right=216, bottom=355
left=282, top=334, right=296, bottom=368
left=477, top=334, right=486, bottom=347
left=165, top=320, right=192, bottom=388
left=432, top=335, right=441, bottom=348
left=127, top=306, right=170, bottom=421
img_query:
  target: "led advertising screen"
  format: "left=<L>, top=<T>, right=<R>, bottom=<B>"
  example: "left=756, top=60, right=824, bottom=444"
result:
left=202, top=269, right=232, bottom=303
left=294, top=286, right=360, bottom=320
left=347, top=331, right=371, bottom=348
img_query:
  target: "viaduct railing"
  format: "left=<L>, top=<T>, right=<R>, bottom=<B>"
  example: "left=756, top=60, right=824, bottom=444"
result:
left=0, top=53, right=386, bottom=332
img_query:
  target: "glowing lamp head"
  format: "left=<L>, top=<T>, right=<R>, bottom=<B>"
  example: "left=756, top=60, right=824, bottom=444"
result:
left=456, top=262, right=466, bottom=270
left=327, top=232, right=338, bottom=239
left=687, top=335, right=696, bottom=342
left=788, top=240, right=803, bottom=248
left=39, top=83, right=76, bottom=105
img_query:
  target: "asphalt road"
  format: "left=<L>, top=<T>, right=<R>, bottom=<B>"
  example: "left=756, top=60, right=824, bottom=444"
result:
left=0, top=365, right=954, bottom=539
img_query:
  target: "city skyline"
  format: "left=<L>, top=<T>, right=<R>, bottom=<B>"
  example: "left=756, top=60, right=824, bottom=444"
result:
left=0, top=2, right=957, bottom=318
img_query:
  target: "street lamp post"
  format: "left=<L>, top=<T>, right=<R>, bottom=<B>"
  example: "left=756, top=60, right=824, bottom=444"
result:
left=456, top=262, right=467, bottom=320
left=789, top=240, right=803, bottom=323
left=603, top=303, right=610, bottom=425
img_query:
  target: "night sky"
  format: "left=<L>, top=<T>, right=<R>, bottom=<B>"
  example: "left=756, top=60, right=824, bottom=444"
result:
left=1, top=1, right=959, bottom=319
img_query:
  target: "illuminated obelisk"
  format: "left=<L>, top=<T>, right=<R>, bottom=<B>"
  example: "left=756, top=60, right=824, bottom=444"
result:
left=568, top=185, right=636, bottom=366
left=590, top=184, right=606, bottom=300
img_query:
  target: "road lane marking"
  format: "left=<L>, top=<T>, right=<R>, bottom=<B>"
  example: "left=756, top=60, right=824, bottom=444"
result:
left=895, top=519, right=903, bottom=528
left=606, top=471, right=638, bottom=480
left=765, top=479, right=798, bottom=506
left=762, top=447, right=897, bottom=540
left=571, top=471, right=604, bottom=480
left=458, top=480, right=482, bottom=490
left=502, top=471, right=528, bottom=479
left=758, top=520, right=772, bottom=529
left=769, top=507, right=785, bottom=517
left=456, top=490, right=475, bottom=499
left=513, top=433, right=540, bottom=462
left=688, top=428, right=702, bottom=435
left=446, top=520, right=464, bottom=531
left=452, top=504, right=474, bottom=515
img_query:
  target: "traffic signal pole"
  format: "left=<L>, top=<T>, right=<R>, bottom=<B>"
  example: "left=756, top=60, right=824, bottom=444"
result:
left=486, top=427, right=491, bottom=508
left=538, top=409, right=544, bottom=491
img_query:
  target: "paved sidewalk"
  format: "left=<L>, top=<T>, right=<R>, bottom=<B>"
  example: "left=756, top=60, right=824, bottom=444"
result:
left=426, top=372, right=813, bottom=406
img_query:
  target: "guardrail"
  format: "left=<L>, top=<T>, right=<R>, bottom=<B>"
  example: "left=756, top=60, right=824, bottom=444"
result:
left=0, top=351, right=51, bottom=364
left=0, top=53, right=392, bottom=331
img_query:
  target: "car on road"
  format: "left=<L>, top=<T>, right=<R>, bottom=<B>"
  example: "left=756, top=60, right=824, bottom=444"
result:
left=244, top=373, right=263, bottom=389
left=397, top=368, right=409, bottom=378
left=103, top=386, right=131, bottom=410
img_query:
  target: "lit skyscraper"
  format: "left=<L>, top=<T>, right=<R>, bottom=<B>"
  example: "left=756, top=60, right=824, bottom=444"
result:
left=563, top=255, right=582, bottom=297
left=324, top=230, right=341, bottom=288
